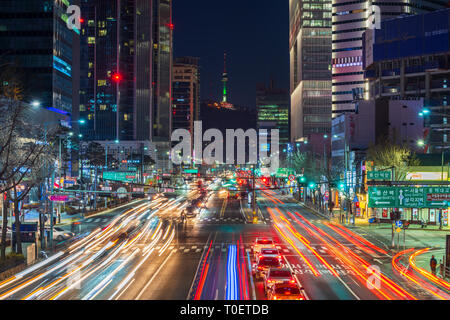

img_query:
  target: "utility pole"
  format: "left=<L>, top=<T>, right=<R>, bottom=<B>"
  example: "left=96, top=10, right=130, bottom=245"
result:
left=252, top=165, right=256, bottom=223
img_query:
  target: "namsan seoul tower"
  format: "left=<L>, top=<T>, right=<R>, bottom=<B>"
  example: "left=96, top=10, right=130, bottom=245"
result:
left=221, top=52, right=228, bottom=103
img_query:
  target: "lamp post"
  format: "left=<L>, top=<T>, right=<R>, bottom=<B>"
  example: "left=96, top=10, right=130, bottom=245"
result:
left=42, top=118, right=85, bottom=250
left=333, top=134, right=351, bottom=225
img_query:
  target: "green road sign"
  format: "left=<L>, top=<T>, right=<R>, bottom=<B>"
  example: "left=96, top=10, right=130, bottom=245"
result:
left=184, top=169, right=199, bottom=174
left=368, top=187, right=397, bottom=207
left=397, top=187, right=425, bottom=208
left=367, top=171, right=392, bottom=180
left=425, top=186, right=450, bottom=208
left=368, top=186, right=450, bottom=208
left=103, top=171, right=136, bottom=182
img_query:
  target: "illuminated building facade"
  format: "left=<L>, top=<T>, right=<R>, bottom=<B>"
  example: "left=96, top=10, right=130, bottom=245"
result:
left=172, top=57, right=200, bottom=134
left=0, top=0, right=80, bottom=116
left=289, top=0, right=333, bottom=144
left=331, top=0, right=448, bottom=117
left=256, top=81, right=290, bottom=144
left=80, top=0, right=155, bottom=142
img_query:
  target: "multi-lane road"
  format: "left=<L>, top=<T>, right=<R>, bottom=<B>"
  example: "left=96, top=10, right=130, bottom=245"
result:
left=0, top=179, right=448, bottom=300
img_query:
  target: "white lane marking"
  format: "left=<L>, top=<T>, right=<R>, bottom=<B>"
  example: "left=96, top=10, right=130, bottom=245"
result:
left=186, top=234, right=213, bottom=300
left=184, top=249, right=190, bottom=253
left=135, top=250, right=174, bottom=300
left=115, top=278, right=136, bottom=300
left=195, top=249, right=201, bottom=253
left=335, top=274, right=361, bottom=300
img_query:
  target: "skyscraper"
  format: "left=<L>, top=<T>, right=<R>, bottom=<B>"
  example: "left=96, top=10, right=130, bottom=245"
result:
left=79, top=0, right=155, bottom=142
left=152, top=0, right=173, bottom=143
left=0, top=0, right=80, bottom=116
left=172, top=57, right=200, bottom=134
left=256, top=81, right=290, bottom=144
left=289, top=0, right=333, bottom=144
left=331, top=0, right=448, bottom=117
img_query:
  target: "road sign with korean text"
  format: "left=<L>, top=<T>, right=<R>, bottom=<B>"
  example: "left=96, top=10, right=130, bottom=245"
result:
left=367, top=171, right=392, bottom=180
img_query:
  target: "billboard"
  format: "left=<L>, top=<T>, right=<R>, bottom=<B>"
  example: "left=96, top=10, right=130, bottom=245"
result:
left=373, top=9, right=450, bottom=62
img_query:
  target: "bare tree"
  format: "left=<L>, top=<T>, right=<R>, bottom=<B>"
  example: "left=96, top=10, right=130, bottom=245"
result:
left=0, top=98, right=56, bottom=256
left=367, top=138, right=420, bottom=181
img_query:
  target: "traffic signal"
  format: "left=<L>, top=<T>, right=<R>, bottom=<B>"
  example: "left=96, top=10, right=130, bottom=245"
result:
left=308, top=182, right=316, bottom=189
left=338, top=183, right=345, bottom=191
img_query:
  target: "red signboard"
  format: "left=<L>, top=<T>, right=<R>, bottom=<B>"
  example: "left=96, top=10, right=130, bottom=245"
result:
left=126, top=175, right=136, bottom=179
left=427, top=194, right=450, bottom=201
left=49, top=195, right=69, bottom=202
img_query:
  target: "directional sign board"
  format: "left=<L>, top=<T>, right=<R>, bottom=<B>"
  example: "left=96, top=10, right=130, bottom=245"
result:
left=367, top=171, right=392, bottom=180
left=368, top=187, right=397, bottom=207
left=103, top=171, right=136, bottom=182
left=368, top=186, right=450, bottom=208
left=424, top=186, right=450, bottom=208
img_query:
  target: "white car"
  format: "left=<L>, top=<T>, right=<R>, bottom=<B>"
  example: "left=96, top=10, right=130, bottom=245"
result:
left=252, top=237, right=275, bottom=260
left=43, top=227, right=74, bottom=242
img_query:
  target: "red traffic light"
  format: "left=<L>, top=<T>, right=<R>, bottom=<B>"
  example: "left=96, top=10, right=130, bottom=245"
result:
left=112, top=73, right=123, bottom=82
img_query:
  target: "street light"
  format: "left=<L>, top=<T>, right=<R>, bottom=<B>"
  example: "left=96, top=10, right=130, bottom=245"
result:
left=41, top=118, right=85, bottom=250
left=31, top=101, right=41, bottom=107
left=417, top=139, right=425, bottom=147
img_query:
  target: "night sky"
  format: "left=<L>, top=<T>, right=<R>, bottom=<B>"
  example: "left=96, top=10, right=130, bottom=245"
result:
left=173, top=0, right=289, bottom=108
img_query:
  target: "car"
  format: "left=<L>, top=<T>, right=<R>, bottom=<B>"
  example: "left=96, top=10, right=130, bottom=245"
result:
left=186, top=205, right=198, bottom=218
left=252, top=255, right=283, bottom=279
left=252, top=237, right=275, bottom=259
left=259, top=248, right=281, bottom=258
left=266, top=283, right=306, bottom=300
left=263, top=268, right=296, bottom=293
left=50, top=227, right=74, bottom=242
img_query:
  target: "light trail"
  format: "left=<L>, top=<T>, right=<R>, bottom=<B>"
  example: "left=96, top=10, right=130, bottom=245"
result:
left=268, top=208, right=320, bottom=277
left=226, top=245, right=238, bottom=300
left=294, top=212, right=417, bottom=300
left=409, top=248, right=450, bottom=291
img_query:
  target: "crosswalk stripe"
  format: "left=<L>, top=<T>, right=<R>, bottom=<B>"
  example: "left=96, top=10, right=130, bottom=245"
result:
left=192, top=246, right=197, bottom=249
left=195, top=249, right=201, bottom=253
left=184, top=249, right=190, bottom=253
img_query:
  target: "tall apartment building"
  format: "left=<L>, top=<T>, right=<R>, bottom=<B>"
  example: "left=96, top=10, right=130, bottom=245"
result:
left=289, top=0, right=332, bottom=144
left=79, top=0, right=172, bottom=170
left=331, top=0, right=448, bottom=117
left=364, top=8, right=450, bottom=154
left=256, top=81, right=290, bottom=144
left=172, top=57, right=200, bottom=134
left=80, top=0, right=153, bottom=141
left=0, top=0, right=80, bottom=116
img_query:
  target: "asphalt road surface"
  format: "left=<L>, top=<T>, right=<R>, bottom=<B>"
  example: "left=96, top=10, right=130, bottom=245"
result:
left=0, top=179, right=448, bottom=300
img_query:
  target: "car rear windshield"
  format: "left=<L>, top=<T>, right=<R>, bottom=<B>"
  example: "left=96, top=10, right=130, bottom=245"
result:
left=269, top=270, right=291, bottom=278
left=275, top=286, right=300, bottom=295
left=259, top=258, right=280, bottom=267
left=257, top=239, right=273, bottom=245
left=261, top=249, right=277, bottom=254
